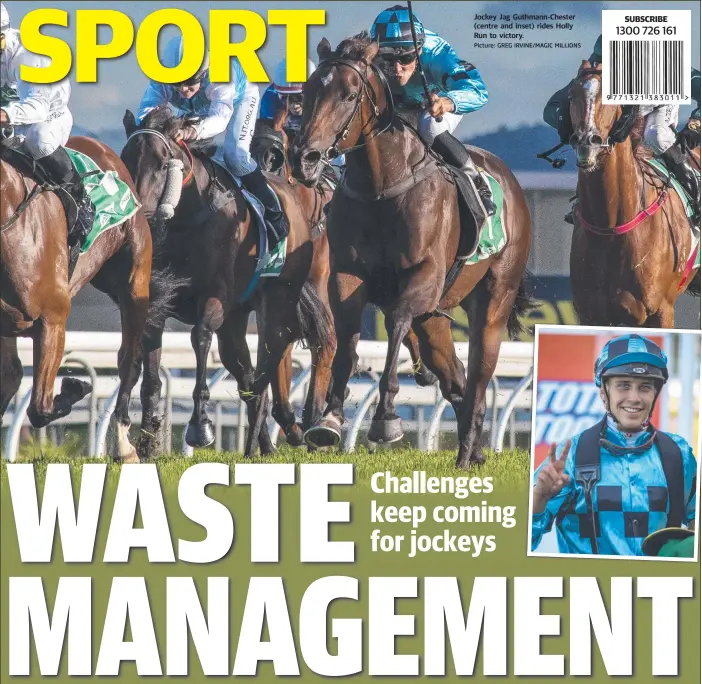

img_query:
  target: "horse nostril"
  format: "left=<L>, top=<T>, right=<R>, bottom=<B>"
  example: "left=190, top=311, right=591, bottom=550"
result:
left=589, top=134, right=603, bottom=146
left=302, top=150, right=322, bottom=165
left=569, top=133, right=580, bottom=147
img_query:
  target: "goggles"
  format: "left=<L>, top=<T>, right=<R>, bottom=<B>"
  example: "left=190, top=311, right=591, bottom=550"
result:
left=380, top=52, right=417, bottom=66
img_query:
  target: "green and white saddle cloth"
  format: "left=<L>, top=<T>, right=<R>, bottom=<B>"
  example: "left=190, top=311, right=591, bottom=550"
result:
left=259, top=236, right=288, bottom=278
left=463, top=171, right=507, bottom=265
left=65, top=148, right=140, bottom=254
left=645, top=157, right=700, bottom=269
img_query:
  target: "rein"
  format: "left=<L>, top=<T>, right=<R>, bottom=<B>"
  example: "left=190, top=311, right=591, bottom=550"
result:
left=125, top=128, right=195, bottom=186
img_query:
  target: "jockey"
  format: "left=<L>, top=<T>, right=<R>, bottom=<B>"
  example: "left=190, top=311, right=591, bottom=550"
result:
left=259, top=57, right=316, bottom=138
left=544, top=35, right=700, bottom=222
left=136, top=35, right=288, bottom=248
left=370, top=5, right=495, bottom=216
left=531, top=334, right=697, bottom=556
left=0, top=2, right=95, bottom=245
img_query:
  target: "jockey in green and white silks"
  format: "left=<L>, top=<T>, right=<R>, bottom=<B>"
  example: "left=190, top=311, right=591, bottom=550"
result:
left=370, top=5, right=495, bottom=216
left=136, top=36, right=288, bottom=247
left=544, top=35, right=699, bottom=221
left=532, top=334, right=697, bottom=556
left=0, top=1, right=95, bottom=245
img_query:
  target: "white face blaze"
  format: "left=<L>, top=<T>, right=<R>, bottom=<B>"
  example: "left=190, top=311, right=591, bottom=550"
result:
left=583, top=78, right=600, bottom=132
left=321, top=72, right=334, bottom=88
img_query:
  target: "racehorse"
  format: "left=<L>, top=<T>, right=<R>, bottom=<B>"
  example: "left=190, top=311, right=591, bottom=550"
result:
left=291, top=34, right=532, bottom=466
left=121, top=107, right=333, bottom=457
left=1, top=135, right=153, bottom=462
left=251, top=109, right=438, bottom=445
left=568, top=61, right=700, bottom=327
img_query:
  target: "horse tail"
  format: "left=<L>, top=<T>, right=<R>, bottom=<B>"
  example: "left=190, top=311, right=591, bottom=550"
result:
left=506, top=269, right=537, bottom=340
left=295, top=281, right=334, bottom=352
left=146, top=265, right=189, bottom=329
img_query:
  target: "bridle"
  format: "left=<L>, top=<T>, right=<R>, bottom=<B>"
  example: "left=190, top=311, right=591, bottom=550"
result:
left=315, top=57, right=395, bottom=160
left=125, top=128, right=195, bottom=220
left=571, top=68, right=640, bottom=155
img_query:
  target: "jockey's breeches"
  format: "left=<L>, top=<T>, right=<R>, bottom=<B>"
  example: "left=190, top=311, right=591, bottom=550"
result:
left=16, top=107, right=72, bottom=158
left=642, top=104, right=679, bottom=155
left=418, top=110, right=462, bottom=144
left=223, top=85, right=260, bottom=176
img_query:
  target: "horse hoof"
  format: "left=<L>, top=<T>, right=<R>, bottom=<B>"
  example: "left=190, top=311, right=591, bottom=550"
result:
left=60, top=377, right=92, bottom=403
left=27, top=406, right=50, bottom=429
left=304, top=418, right=342, bottom=449
left=185, top=420, right=215, bottom=448
left=113, top=449, right=140, bottom=465
left=285, top=423, right=305, bottom=448
left=414, top=366, right=438, bottom=387
left=367, top=417, right=404, bottom=445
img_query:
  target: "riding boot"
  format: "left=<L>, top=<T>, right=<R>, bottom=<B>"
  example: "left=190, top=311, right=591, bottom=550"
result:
left=661, top=144, right=701, bottom=222
left=240, top=166, right=289, bottom=247
left=431, top=131, right=496, bottom=216
left=39, top=146, right=95, bottom=246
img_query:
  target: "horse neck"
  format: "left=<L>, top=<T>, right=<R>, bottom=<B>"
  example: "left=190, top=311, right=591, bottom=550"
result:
left=577, top=138, right=643, bottom=229
left=344, top=88, right=426, bottom=195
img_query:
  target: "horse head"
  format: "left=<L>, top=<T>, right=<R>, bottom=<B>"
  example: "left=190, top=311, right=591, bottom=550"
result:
left=121, top=105, right=194, bottom=227
left=291, top=32, right=385, bottom=186
left=568, top=60, right=637, bottom=171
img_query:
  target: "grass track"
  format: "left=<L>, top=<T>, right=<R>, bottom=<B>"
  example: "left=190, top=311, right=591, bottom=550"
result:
left=1, top=442, right=531, bottom=489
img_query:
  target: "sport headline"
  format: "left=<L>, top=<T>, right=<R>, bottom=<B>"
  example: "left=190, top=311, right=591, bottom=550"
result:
left=5, top=463, right=694, bottom=677
left=17, top=9, right=325, bottom=84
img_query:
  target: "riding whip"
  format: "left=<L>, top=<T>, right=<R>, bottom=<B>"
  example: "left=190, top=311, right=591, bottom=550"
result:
left=406, top=1, right=441, bottom=122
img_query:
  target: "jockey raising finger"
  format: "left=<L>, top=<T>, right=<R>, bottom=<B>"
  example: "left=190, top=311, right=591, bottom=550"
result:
left=0, top=1, right=95, bottom=245
left=370, top=5, right=495, bottom=216
left=135, top=35, right=288, bottom=248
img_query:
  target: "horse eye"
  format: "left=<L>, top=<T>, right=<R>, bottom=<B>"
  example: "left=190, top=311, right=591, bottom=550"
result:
left=346, top=93, right=357, bottom=102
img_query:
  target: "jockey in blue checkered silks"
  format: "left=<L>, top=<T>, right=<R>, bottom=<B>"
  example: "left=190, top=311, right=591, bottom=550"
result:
left=531, top=334, right=697, bottom=556
left=370, top=5, right=495, bottom=216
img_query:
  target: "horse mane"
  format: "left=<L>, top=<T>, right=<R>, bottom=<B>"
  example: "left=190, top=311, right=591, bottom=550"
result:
left=139, top=105, right=184, bottom=139
left=335, top=31, right=374, bottom=61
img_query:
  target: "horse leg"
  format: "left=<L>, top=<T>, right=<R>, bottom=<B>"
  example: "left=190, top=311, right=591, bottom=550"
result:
left=412, top=314, right=467, bottom=417
left=0, top=336, right=23, bottom=418
left=646, top=302, right=675, bottom=328
left=184, top=297, right=225, bottom=448
left=367, top=305, right=413, bottom=445
left=304, top=273, right=367, bottom=449
left=216, top=310, right=275, bottom=456
left=456, top=271, right=518, bottom=467
left=401, top=326, right=438, bottom=387
left=271, top=344, right=304, bottom=447
left=244, top=285, right=300, bottom=457
left=137, top=323, right=164, bottom=460
left=110, top=265, right=150, bottom=463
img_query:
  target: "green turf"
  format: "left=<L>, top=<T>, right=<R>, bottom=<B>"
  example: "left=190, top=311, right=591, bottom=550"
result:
left=1, top=443, right=531, bottom=489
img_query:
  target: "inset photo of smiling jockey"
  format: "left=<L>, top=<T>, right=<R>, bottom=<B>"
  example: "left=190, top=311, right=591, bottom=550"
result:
left=529, top=326, right=700, bottom=560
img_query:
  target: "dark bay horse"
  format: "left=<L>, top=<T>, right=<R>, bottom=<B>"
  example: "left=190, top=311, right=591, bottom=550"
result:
left=121, top=107, right=332, bottom=457
left=251, top=111, right=437, bottom=447
left=1, top=136, right=152, bottom=461
left=291, top=35, right=532, bottom=466
left=569, top=62, right=700, bottom=327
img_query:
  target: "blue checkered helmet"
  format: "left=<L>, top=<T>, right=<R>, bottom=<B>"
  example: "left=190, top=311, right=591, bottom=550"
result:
left=594, top=334, right=669, bottom=388
left=370, top=5, right=425, bottom=55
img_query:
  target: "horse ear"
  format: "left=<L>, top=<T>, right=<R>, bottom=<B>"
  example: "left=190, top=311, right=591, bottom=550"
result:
left=317, top=37, right=332, bottom=62
left=123, top=109, right=137, bottom=136
left=363, top=40, right=380, bottom=64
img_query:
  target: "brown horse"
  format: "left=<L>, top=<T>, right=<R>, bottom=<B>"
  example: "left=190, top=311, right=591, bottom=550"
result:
left=121, top=107, right=333, bottom=457
left=1, top=136, right=152, bottom=461
left=291, top=34, right=532, bottom=466
left=251, top=110, right=438, bottom=445
left=568, top=61, right=700, bottom=327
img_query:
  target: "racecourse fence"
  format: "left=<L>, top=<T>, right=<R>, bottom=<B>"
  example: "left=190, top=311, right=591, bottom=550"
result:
left=1, top=333, right=534, bottom=461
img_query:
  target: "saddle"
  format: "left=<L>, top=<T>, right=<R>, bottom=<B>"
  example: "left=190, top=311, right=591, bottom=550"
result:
left=0, top=139, right=79, bottom=237
left=443, top=162, right=484, bottom=259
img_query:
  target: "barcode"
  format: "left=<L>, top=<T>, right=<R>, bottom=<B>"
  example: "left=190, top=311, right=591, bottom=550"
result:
left=609, top=40, right=684, bottom=96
